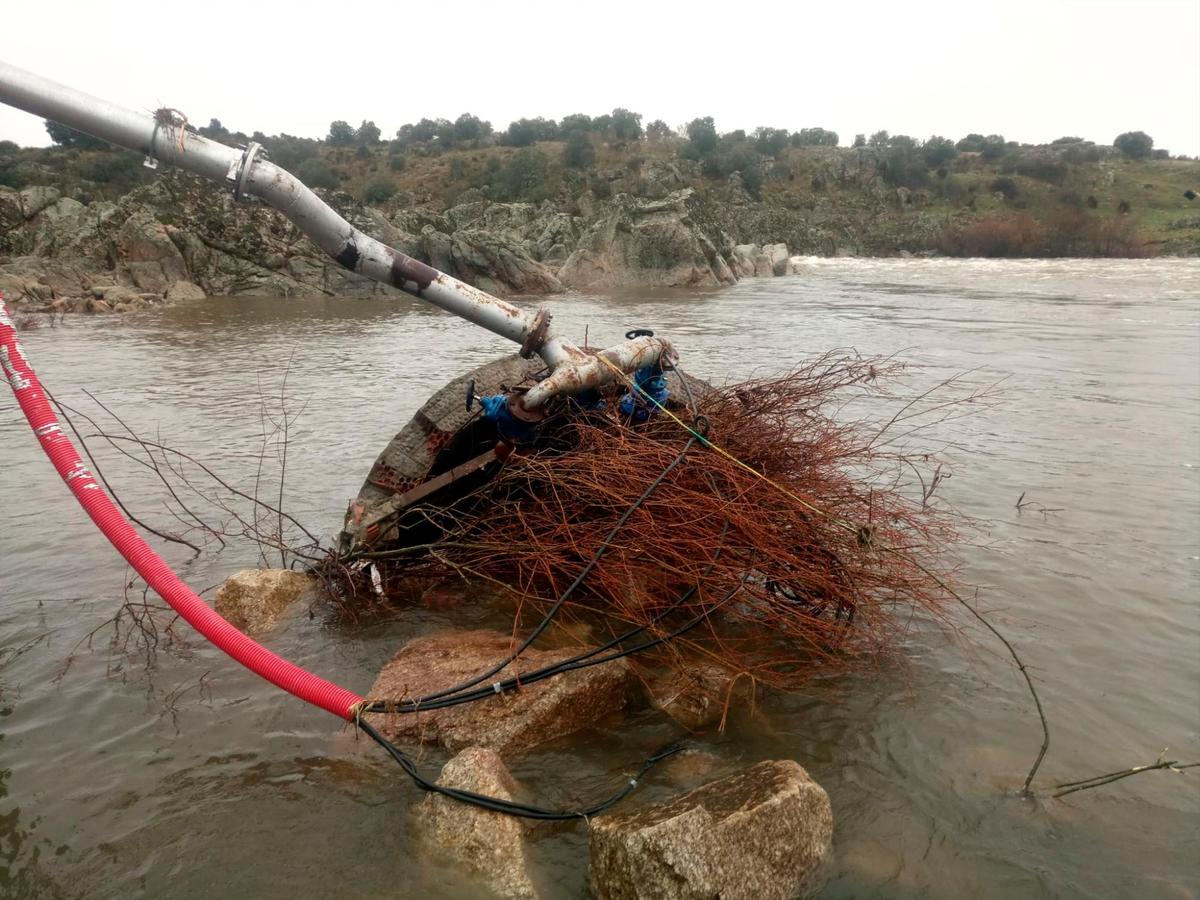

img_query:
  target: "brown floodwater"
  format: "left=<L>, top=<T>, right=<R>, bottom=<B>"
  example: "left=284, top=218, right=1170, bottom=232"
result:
left=1, top=258, right=1197, bottom=898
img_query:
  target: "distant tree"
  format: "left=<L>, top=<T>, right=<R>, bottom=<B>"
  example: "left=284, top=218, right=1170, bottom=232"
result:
left=357, top=120, right=382, bottom=145
left=1051, top=136, right=1084, bottom=145
left=980, top=134, right=1008, bottom=160
left=0, top=140, right=18, bottom=154
left=1151, top=148, right=1170, bottom=160
left=685, top=117, right=718, bottom=155
left=562, top=130, right=596, bottom=169
left=389, top=153, right=406, bottom=171
left=504, top=117, right=559, bottom=147
left=956, top=133, right=986, bottom=152
left=922, top=135, right=958, bottom=167
left=879, top=135, right=926, bottom=188
left=44, top=119, right=108, bottom=150
left=792, top=127, right=839, bottom=147
left=559, top=113, right=593, bottom=137
left=591, top=113, right=613, bottom=135
left=361, top=175, right=396, bottom=203
left=327, top=120, right=356, bottom=146
left=853, top=133, right=866, bottom=148
left=199, top=118, right=231, bottom=141
left=646, top=119, right=672, bottom=141
left=754, top=127, right=791, bottom=158
left=395, top=118, right=437, bottom=146
left=452, top=113, right=489, bottom=144
left=1114, top=130, right=1154, bottom=159
left=297, top=158, right=339, bottom=189
left=610, top=108, right=643, bottom=141
left=868, top=130, right=890, bottom=148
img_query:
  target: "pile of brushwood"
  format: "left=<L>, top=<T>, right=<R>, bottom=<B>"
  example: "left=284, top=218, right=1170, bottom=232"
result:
left=325, top=352, right=964, bottom=692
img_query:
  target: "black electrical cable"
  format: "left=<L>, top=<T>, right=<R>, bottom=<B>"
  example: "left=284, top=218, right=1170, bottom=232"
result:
left=358, top=718, right=685, bottom=821
left=358, top=573, right=752, bottom=820
left=379, top=571, right=751, bottom=714
left=359, top=521, right=732, bottom=715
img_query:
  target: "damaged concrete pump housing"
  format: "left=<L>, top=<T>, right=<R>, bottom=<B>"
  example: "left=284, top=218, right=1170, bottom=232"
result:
left=0, top=61, right=674, bottom=415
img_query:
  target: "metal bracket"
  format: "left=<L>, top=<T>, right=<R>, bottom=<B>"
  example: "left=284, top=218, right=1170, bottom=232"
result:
left=144, top=121, right=162, bottom=170
left=519, top=308, right=552, bottom=360
left=226, top=141, right=265, bottom=202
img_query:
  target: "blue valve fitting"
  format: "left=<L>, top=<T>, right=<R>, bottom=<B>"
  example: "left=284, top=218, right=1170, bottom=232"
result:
left=619, top=365, right=669, bottom=424
left=480, top=393, right=541, bottom=444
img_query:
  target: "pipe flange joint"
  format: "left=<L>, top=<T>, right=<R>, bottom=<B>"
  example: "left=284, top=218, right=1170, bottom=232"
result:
left=227, top=141, right=265, bottom=202
left=519, top=308, right=552, bottom=360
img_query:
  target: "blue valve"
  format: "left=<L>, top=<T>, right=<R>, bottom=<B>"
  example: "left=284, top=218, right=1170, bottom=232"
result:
left=619, top=365, right=669, bottom=423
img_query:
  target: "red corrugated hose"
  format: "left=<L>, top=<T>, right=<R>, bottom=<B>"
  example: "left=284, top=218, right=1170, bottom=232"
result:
left=0, top=295, right=363, bottom=719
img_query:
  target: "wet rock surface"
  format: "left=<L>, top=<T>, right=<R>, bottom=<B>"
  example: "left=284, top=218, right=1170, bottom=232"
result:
left=589, top=759, right=833, bottom=900
left=413, top=746, right=538, bottom=899
left=213, top=568, right=314, bottom=633
left=638, top=663, right=748, bottom=731
left=364, top=628, right=634, bottom=756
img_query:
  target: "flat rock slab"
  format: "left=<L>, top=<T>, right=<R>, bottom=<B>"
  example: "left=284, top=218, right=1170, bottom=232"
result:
left=365, top=629, right=634, bottom=756
left=413, top=746, right=538, bottom=899
left=214, top=568, right=314, bottom=633
left=589, top=759, right=833, bottom=900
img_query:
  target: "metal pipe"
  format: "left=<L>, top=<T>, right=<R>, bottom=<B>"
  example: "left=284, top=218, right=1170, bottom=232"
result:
left=522, top=336, right=677, bottom=409
left=0, top=61, right=607, bottom=373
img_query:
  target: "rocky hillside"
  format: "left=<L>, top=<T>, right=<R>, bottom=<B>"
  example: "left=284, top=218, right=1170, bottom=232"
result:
left=1, top=135, right=1197, bottom=313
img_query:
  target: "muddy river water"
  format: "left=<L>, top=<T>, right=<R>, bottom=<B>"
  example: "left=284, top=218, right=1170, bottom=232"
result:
left=1, top=258, right=1197, bottom=898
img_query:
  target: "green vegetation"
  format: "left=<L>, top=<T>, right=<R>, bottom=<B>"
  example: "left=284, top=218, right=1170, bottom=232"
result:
left=4, top=112, right=1198, bottom=257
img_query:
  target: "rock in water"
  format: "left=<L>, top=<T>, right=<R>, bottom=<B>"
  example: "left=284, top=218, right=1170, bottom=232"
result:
left=589, top=760, right=833, bottom=900
left=364, top=629, right=634, bottom=756
left=558, top=190, right=736, bottom=289
left=413, top=747, right=538, bottom=899
left=213, top=569, right=314, bottom=633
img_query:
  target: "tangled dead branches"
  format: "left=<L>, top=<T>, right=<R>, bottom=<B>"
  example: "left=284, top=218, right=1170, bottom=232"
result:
left=340, top=353, right=984, bottom=691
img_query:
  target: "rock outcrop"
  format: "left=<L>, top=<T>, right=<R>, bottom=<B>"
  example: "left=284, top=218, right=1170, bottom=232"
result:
left=589, top=760, right=833, bottom=900
left=364, top=628, right=634, bottom=756
left=413, top=747, right=538, bottom=899
left=213, top=568, right=314, bottom=633
left=558, top=190, right=736, bottom=289
left=1, top=173, right=808, bottom=314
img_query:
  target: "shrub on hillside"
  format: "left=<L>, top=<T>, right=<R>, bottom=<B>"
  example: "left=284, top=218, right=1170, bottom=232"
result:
left=361, top=176, right=396, bottom=203
left=563, top=130, right=596, bottom=169
left=989, top=176, right=1019, bottom=200
left=78, top=151, right=144, bottom=185
left=297, top=158, right=339, bottom=189
left=1114, top=131, right=1153, bottom=159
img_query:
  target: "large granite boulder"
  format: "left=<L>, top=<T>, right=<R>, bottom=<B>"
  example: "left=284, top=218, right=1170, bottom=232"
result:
left=413, top=747, right=538, bottom=899
left=558, top=190, right=737, bottom=290
left=589, top=760, right=833, bottom=900
left=114, top=210, right=190, bottom=292
left=213, top=568, right=314, bottom=633
left=728, top=243, right=776, bottom=279
left=364, top=628, right=634, bottom=756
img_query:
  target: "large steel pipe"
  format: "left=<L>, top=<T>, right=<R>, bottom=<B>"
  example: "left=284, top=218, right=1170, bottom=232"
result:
left=0, top=62, right=596, bottom=366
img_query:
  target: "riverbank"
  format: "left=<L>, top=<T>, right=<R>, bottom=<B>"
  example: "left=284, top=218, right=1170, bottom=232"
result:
left=1, top=140, right=1197, bottom=314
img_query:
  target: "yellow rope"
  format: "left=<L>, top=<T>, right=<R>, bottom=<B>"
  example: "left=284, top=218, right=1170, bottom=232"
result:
left=596, top=355, right=860, bottom=536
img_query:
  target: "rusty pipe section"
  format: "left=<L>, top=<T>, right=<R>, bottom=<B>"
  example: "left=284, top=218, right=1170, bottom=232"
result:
left=521, top=336, right=676, bottom=410
left=0, top=61, right=605, bottom=375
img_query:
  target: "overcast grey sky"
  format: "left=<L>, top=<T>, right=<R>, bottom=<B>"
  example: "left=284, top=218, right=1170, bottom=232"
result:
left=1, top=0, right=1197, bottom=155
